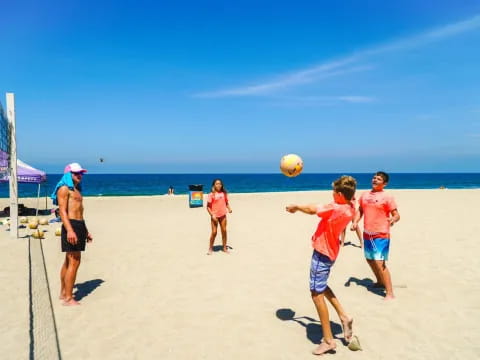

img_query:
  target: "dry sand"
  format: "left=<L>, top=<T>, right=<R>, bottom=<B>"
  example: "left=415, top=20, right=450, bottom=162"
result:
left=1, top=189, right=480, bottom=359
left=0, top=229, right=29, bottom=359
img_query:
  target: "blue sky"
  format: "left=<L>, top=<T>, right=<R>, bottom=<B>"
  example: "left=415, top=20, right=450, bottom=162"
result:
left=1, top=0, right=479, bottom=173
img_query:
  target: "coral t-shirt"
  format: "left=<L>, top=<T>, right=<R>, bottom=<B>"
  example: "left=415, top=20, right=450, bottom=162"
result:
left=359, top=190, right=397, bottom=236
left=207, top=191, right=229, bottom=218
left=312, top=202, right=356, bottom=261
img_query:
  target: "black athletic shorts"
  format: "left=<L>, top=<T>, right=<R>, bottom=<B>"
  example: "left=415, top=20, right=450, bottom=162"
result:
left=61, top=219, right=87, bottom=252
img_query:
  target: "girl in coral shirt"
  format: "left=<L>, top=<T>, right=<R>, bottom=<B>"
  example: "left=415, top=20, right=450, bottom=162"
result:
left=206, top=179, right=232, bottom=254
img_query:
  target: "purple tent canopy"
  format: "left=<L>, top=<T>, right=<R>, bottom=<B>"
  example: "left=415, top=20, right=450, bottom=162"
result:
left=0, top=154, right=47, bottom=184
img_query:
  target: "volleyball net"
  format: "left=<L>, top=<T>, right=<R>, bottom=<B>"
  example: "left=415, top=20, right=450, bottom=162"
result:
left=0, top=101, right=9, bottom=180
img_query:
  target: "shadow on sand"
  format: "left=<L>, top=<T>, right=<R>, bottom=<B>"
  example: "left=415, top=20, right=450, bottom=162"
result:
left=344, top=277, right=385, bottom=297
left=1, top=204, right=51, bottom=217
left=276, top=308, right=343, bottom=345
left=74, top=279, right=105, bottom=301
left=342, top=241, right=362, bottom=249
left=211, top=245, right=233, bottom=252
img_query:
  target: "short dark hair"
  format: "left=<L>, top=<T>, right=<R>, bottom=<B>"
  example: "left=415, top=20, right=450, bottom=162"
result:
left=332, top=175, right=357, bottom=201
left=375, top=171, right=389, bottom=183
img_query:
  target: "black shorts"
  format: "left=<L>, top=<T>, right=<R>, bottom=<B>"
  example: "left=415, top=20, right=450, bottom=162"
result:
left=61, top=219, right=87, bottom=252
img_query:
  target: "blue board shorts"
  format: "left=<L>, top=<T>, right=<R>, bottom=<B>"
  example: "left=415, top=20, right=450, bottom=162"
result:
left=310, top=250, right=334, bottom=293
left=364, top=237, right=390, bottom=260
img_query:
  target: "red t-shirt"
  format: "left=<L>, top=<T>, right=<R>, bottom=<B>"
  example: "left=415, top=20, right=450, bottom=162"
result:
left=312, top=202, right=356, bottom=261
left=207, top=191, right=229, bottom=217
left=359, top=190, right=397, bottom=236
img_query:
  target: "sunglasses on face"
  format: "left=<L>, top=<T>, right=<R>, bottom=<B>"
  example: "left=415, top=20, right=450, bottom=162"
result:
left=72, top=172, right=84, bottom=176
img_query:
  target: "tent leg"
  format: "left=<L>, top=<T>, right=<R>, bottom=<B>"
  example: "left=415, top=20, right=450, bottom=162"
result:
left=36, top=184, right=40, bottom=217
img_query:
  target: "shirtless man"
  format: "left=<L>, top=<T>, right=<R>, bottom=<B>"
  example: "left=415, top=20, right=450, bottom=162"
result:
left=57, top=163, right=92, bottom=306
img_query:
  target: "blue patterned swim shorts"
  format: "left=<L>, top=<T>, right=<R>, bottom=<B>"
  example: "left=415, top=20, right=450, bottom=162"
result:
left=309, top=250, right=334, bottom=293
left=364, top=237, right=390, bottom=260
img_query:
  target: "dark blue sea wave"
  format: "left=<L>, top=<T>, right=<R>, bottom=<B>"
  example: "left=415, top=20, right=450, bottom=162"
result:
left=1, top=173, right=479, bottom=198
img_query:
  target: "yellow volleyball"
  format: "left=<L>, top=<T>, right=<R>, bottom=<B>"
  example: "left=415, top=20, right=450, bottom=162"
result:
left=28, top=222, right=39, bottom=229
left=280, top=154, right=304, bottom=177
left=31, top=230, right=44, bottom=239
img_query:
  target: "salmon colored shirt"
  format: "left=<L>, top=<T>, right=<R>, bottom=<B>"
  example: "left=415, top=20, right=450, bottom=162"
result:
left=359, top=190, right=397, bottom=236
left=312, top=202, right=356, bottom=261
left=207, top=191, right=229, bottom=218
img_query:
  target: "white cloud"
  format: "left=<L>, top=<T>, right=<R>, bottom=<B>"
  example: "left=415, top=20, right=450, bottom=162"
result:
left=194, top=60, right=368, bottom=98
left=415, top=114, right=438, bottom=121
left=337, top=96, right=375, bottom=103
left=264, top=95, right=376, bottom=107
left=194, top=14, right=480, bottom=98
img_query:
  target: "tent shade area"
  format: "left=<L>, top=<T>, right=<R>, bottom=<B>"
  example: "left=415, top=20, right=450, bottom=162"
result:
left=0, top=159, right=47, bottom=217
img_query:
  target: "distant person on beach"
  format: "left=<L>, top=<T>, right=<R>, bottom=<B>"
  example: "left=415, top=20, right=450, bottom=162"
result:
left=206, top=179, right=232, bottom=254
left=286, top=176, right=356, bottom=355
left=51, top=163, right=92, bottom=306
left=167, top=185, right=175, bottom=195
left=351, top=171, right=400, bottom=300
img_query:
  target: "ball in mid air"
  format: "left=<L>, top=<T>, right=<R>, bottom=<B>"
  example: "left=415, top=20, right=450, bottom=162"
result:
left=280, top=154, right=303, bottom=177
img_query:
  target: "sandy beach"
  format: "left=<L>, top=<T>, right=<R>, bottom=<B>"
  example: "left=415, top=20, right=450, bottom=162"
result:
left=1, top=189, right=480, bottom=360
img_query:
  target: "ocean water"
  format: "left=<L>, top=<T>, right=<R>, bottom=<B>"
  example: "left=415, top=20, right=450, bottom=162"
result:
left=0, top=173, right=479, bottom=199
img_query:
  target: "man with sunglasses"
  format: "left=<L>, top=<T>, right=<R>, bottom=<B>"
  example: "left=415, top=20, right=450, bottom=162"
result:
left=56, top=163, right=92, bottom=306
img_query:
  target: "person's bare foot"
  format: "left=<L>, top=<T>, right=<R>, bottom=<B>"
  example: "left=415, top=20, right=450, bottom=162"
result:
left=62, top=298, right=81, bottom=306
left=222, top=247, right=230, bottom=254
left=312, top=341, right=336, bottom=355
left=341, top=317, right=353, bottom=342
left=59, top=294, right=66, bottom=300
left=384, top=294, right=395, bottom=301
left=207, top=249, right=213, bottom=255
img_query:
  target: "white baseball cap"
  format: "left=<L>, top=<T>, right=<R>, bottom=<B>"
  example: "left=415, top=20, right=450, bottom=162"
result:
left=64, top=162, right=88, bottom=174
